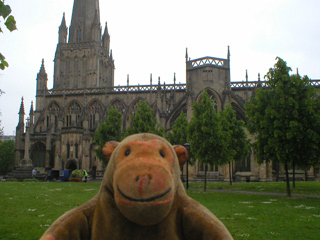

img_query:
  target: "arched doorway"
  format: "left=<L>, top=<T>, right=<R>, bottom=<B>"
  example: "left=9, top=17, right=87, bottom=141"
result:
left=30, top=141, right=46, bottom=168
left=66, top=159, right=77, bottom=172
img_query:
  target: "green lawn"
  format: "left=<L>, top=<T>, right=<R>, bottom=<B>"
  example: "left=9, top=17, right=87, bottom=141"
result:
left=187, top=181, right=320, bottom=196
left=0, top=181, right=319, bottom=240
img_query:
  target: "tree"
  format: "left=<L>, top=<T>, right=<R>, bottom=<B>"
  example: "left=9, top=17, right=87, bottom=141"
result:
left=0, top=140, right=15, bottom=171
left=166, top=111, right=191, bottom=187
left=245, top=57, right=320, bottom=197
left=166, top=111, right=189, bottom=146
left=124, top=100, right=164, bottom=137
left=188, top=90, right=227, bottom=191
left=0, top=90, right=3, bottom=136
left=0, top=1, right=17, bottom=70
left=94, top=106, right=122, bottom=166
left=220, top=104, right=250, bottom=185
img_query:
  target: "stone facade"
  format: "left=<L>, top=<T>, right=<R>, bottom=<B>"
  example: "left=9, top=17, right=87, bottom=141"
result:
left=14, top=0, right=319, bottom=181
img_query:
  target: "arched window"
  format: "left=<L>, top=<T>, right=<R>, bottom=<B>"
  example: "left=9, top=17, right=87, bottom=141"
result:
left=87, top=100, right=103, bottom=130
left=30, top=142, right=46, bottom=168
left=46, top=101, right=61, bottom=132
left=76, top=27, right=82, bottom=42
left=236, top=151, right=252, bottom=172
left=65, top=101, right=82, bottom=127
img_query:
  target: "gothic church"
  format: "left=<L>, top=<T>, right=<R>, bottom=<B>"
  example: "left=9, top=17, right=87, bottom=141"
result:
left=14, top=0, right=290, bottom=181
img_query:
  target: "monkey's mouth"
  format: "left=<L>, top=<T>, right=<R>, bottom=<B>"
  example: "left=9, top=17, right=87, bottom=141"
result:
left=117, top=185, right=172, bottom=202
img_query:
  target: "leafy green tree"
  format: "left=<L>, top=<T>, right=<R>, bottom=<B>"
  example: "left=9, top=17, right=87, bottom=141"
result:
left=220, top=104, right=250, bottom=185
left=166, top=111, right=191, bottom=185
left=0, top=119, right=3, bottom=137
left=166, top=111, right=189, bottom=145
left=124, top=100, right=164, bottom=137
left=0, top=140, right=15, bottom=171
left=0, top=1, right=17, bottom=70
left=188, top=90, right=227, bottom=191
left=0, top=91, right=3, bottom=136
left=94, top=106, right=122, bottom=166
left=246, top=57, right=320, bottom=197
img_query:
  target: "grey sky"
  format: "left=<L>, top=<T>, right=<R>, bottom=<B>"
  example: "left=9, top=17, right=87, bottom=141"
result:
left=1, top=0, right=320, bottom=135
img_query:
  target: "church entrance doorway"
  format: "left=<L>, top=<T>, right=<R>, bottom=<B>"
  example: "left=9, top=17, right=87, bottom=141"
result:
left=66, top=159, right=77, bottom=172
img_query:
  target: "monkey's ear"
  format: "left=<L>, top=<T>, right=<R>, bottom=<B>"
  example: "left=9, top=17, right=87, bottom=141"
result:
left=173, top=145, right=188, bottom=166
left=102, top=141, right=119, bottom=161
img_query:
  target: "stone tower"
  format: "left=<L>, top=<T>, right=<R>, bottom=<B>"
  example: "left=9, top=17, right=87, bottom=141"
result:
left=53, top=0, right=114, bottom=90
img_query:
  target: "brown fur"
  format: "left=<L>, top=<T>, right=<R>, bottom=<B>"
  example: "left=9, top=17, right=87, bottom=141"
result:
left=40, top=133, right=233, bottom=240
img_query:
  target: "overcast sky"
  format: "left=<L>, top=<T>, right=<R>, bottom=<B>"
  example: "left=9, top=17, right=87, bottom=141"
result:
left=1, top=0, right=320, bottom=135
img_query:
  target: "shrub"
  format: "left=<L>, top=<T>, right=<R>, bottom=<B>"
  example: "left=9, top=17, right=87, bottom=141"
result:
left=71, top=169, right=84, bottom=178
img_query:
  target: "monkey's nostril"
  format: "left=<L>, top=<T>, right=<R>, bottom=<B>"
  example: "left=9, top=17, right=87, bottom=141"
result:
left=148, top=175, right=152, bottom=180
left=136, top=176, right=140, bottom=182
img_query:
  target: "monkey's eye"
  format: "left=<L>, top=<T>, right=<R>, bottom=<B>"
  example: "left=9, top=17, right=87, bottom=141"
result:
left=125, top=149, right=131, bottom=156
left=159, top=150, right=165, bottom=158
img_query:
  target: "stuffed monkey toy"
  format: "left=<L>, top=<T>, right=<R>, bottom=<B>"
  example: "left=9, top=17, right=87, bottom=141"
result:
left=40, top=133, right=233, bottom=240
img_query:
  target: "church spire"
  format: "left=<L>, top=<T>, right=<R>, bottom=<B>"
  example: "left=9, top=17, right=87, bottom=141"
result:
left=69, top=0, right=100, bottom=43
left=19, top=97, right=25, bottom=115
left=18, top=97, right=25, bottom=128
left=29, top=101, right=34, bottom=127
left=16, top=97, right=25, bottom=137
left=59, top=12, right=68, bottom=43
left=37, top=59, right=48, bottom=93
left=102, top=22, right=110, bottom=52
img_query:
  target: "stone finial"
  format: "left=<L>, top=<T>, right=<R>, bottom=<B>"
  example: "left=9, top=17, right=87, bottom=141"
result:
left=246, top=69, right=248, bottom=82
left=29, top=101, right=34, bottom=115
left=19, top=97, right=25, bottom=115
left=185, top=48, right=188, bottom=61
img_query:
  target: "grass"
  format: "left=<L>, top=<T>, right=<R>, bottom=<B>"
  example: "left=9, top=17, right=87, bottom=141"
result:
left=0, top=181, right=319, bottom=240
left=187, top=181, right=320, bottom=196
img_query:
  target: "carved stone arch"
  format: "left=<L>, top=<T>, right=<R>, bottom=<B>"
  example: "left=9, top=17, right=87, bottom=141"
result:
left=196, top=88, right=223, bottom=112
left=166, top=103, right=187, bottom=130
left=108, top=98, right=127, bottom=129
left=231, top=102, right=246, bottom=122
left=87, top=99, right=104, bottom=112
left=126, top=97, right=147, bottom=127
left=230, top=92, right=245, bottom=110
left=30, top=141, right=46, bottom=168
left=46, top=100, right=62, bottom=114
left=45, top=100, right=62, bottom=131
left=76, top=26, right=82, bottom=42
left=66, top=159, right=78, bottom=172
left=86, top=99, right=104, bottom=130
left=128, top=97, right=147, bottom=116
left=229, top=92, right=246, bottom=122
left=151, top=100, right=160, bottom=117
left=65, top=100, right=82, bottom=114
left=65, top=100, right=83, bottom=127
left=109, top=97, right=126, bottom=114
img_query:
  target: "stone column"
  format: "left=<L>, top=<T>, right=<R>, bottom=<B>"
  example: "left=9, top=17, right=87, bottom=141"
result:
left=21, top=118, right=33, bottom=167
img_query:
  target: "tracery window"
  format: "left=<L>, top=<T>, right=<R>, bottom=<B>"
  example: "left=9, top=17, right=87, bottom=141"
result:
left=236, top=152, right=251, bottom=172
left=87, top=100, right=103, bottom=130
left=65, top=101, right=82, bottom=127
left=47, top=102, right=61, bottom=131
left=76, top=27, right=82, bottom=42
